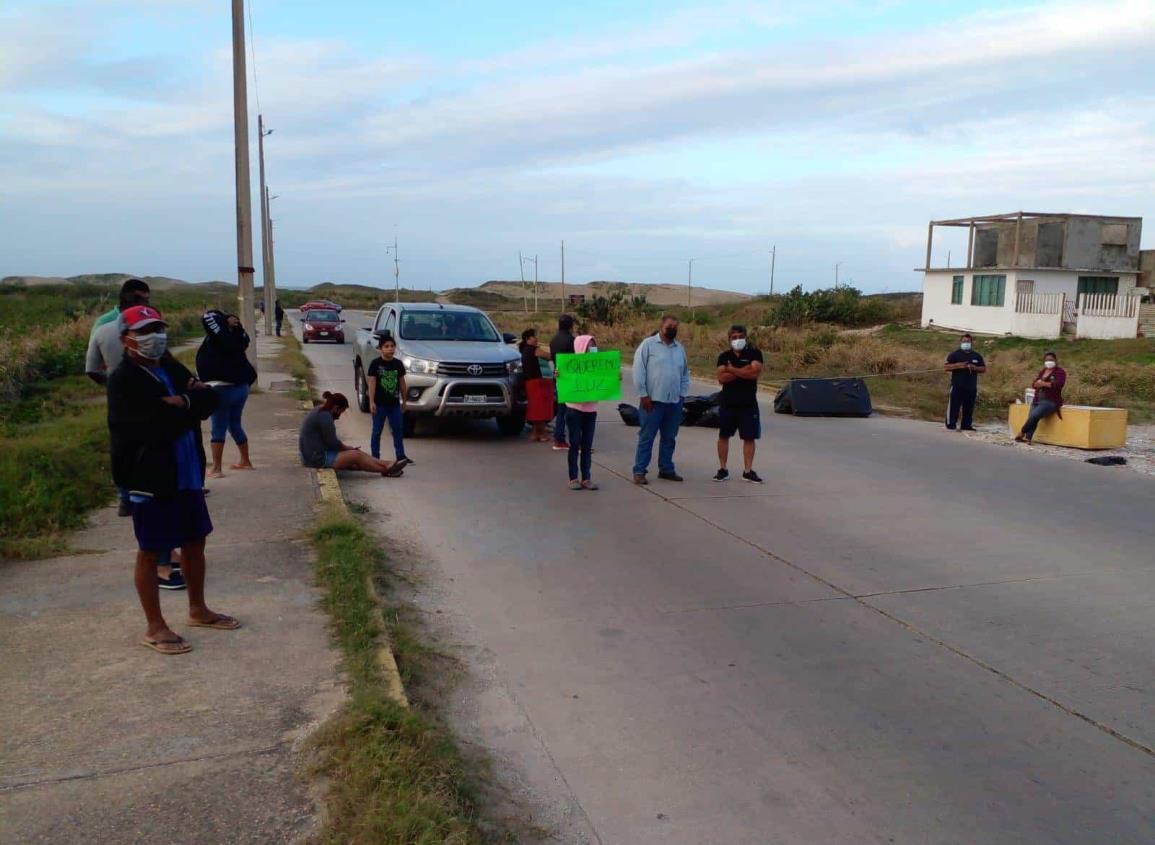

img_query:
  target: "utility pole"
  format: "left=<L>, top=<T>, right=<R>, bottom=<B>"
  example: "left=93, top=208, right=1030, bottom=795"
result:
left=687, top=258, right=697, bottom=307
left=518, top=249, right=527, bottom=313
left=267, top=194, right=278, bottom=315
left=258, top=114, right=274, bottom=336
left=769, top=244, right=776, bottom=297
left=521, top=254, right=539, bottom=313
left=385, top=233, right=399, bottom=302
left=231, top=0, right=256, bottom=364
left=560, top=240, right=566, bottom=310
left=835, top=262, right=842, bottom=288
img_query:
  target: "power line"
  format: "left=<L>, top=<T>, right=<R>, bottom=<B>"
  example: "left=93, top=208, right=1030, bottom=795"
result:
left=246, top=0, right=262, bottom=113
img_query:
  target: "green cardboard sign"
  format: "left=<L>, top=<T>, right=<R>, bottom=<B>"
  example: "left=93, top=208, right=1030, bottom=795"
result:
left=555, top=350, right=622, bottom=404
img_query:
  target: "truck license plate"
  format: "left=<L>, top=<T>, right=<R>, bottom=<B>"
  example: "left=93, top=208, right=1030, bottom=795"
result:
left=465, top=395, right=487, bottom=404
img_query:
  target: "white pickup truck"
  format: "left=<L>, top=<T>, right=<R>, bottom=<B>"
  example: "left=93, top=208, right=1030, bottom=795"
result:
left=352, top=302, right=527, bottom=436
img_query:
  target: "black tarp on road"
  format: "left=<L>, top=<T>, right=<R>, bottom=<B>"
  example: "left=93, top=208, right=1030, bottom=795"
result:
left=773, top=378, right=872, bottom=417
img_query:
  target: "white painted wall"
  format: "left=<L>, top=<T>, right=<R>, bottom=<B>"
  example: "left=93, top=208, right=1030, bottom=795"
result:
left=920, top=269, right=1139, bottom=338
left=1077, top=312, right=1139, bottom=339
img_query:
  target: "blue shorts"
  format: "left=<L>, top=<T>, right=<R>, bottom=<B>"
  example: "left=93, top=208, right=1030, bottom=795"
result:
left=719, top=405, right=761, bottom=440
left=131, top=490, right=213, bottom=552
left=323, top=449, right=339, bottom=468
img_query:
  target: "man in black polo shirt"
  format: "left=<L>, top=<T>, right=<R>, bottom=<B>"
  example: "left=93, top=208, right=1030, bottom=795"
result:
left=714, top=325, right=764, bottom=483
left=944, top=332, right=986, bottom=431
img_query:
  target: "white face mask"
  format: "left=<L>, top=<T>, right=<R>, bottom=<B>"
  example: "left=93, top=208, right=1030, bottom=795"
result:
left=587, top=346, right=598, bottom=354
left=960, top=342, right=972, bottom=351
left=133, top=332, right=168, bottom=360
left=730, top=338, right=747, bottom=351
left=1044, top=360, right=1056, bottom=369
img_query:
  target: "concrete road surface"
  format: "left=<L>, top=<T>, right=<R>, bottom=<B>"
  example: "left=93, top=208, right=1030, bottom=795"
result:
left=297, top=312, right=1155, bottom=844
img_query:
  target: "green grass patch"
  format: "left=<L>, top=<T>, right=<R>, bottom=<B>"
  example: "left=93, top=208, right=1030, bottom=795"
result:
left=0, top=377, right=113, bottom=559
left=306, top=506, right=490, bottom=844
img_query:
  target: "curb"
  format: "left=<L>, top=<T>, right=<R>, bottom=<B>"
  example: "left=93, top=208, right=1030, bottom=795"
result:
left=304, top=394, right=409, bottom=708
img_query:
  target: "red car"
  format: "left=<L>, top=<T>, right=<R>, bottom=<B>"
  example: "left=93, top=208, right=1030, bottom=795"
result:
left=301, top=308, right=345, bottom=343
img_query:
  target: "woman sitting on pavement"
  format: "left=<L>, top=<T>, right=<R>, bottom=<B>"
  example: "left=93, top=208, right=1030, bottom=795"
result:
left=196, top=309, right=258, bottom=478
left=518, top=328, right=555, bottom=442
left=299, top=391, right=409, bottom=477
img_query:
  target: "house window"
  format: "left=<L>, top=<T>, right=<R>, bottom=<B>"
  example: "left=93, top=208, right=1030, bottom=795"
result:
left=951, top=276, right=964, bottom=304
left=1077, top=276, right=1119, bottom=296
left=971, top=274, right=1005, bottom=307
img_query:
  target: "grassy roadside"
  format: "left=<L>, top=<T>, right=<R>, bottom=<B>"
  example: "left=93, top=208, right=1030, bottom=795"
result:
left=304, top=506, right=491, bottom=844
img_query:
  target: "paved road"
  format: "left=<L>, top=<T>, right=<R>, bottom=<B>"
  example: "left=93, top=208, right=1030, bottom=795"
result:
left=297, top=312, right=1155, bottom=844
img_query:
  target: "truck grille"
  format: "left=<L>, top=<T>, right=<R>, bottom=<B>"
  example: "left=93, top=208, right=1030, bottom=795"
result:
left=438, top=362, right=507, bottom=377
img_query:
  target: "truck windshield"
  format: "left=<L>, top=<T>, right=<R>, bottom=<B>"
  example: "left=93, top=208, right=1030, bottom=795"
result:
left=399, top=311, right=500, bottom=342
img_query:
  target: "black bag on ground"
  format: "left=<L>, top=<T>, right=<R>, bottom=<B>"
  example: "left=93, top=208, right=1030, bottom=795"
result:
left=696, top=405, right=721, bottom=428
left=773, top=378, right=872, bottom=417
left=681, top=393, right=720, bottom=427
left=618, top=403, right=640, bottom=426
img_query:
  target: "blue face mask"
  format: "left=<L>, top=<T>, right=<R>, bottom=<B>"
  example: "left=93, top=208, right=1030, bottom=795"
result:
left=960, top=342, right=972, bottom=351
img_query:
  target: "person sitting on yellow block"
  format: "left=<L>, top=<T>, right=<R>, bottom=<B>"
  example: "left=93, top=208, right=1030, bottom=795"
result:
left=1015, top=351, right=1067, bottom=445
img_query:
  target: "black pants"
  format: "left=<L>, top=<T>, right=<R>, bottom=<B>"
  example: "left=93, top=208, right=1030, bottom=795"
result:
left=947, top=385, right=976, bottom=429
left=275, top=318, right=283, bottom=337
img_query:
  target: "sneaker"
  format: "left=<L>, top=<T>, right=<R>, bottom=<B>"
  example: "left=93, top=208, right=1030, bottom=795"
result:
left=398, top=456, right=414, bottom=465
left=742, top=470, right=764, bottom=484
left=158, top=569, right=186, bottom=591
left=960, top=426, right=977, bottom=432
left=581, top=480, right=599, bottom=490
left=945, top=425, right=957, bottom=431
left=569, top=479, right=582, bottom=490
left=658, top=471, right=684, bottom=482
left=713, top=469, right=729, bottom=482
left=552, top=442, right=569, bottom=451
left=633, top=474, right=649, bottom=485
left=118, top=500, right=133, bottom=517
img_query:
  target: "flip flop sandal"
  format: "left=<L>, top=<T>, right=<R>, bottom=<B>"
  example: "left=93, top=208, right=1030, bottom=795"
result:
left=383, top=458, right=411, bottom=478
left=230, top=464, right=255, bottom=470
left=141, top=635, right=192, bottom=655
left=187, top=614, right=242, bottom=630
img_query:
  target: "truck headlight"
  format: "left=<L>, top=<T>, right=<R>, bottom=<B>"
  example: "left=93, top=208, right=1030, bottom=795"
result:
left=506, top=359, right=523, bottom=375
left=402, top=356, right=439, bottom=375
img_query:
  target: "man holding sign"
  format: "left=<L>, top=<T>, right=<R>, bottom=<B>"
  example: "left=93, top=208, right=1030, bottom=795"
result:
left=632, top=315, right=690, bottom=484
left=555, top=336, right=621, bottom=490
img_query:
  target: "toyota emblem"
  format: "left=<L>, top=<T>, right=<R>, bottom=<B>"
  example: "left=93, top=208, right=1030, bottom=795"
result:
left=467, top=364, right=484, bottom=376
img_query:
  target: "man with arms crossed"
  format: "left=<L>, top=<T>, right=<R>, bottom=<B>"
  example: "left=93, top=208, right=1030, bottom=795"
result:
left=714, top=325, right=764, bottom=483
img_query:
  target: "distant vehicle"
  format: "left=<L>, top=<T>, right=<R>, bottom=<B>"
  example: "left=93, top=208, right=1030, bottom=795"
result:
left=353, top=302, right=525, bottom=436
left=301, top=308, right=345, bottom=344
left=299, top=299, right=342, bottom=313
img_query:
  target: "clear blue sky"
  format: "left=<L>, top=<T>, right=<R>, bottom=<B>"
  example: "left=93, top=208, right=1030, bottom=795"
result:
left=2, top=0, right=1153, bottom=293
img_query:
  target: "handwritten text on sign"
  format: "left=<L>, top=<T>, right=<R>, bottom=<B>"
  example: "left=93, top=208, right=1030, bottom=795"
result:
left=555, top=350, right=622, bottom=404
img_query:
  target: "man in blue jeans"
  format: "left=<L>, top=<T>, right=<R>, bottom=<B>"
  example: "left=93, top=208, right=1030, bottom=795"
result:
left=632, top=314, right=690, bottom=484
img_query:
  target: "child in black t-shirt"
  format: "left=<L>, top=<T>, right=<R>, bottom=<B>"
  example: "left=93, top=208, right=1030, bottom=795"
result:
left=368, top=335, right=410, bottom=462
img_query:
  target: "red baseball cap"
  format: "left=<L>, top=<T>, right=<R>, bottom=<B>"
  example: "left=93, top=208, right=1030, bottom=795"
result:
left=120, top=304, right=167, bottom=331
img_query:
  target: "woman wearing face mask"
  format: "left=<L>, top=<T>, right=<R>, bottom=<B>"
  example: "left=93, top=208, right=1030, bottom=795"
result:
left=565, top=335, right=601, bottom=490
left=1015, top=351, right=1067, bottom=444
left=107, top=305, right=238, bottom=655
left=519, top=328, right=555, bottom=442
left=196, top=310, right=258, bottom=478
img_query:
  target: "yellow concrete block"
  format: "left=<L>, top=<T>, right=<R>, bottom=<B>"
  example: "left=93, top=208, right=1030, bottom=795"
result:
left=1008, top=404, right=1128, bottom=450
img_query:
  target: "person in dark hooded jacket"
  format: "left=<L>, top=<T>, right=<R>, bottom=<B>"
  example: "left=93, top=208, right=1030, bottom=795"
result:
left=196, top=310, right=258, bottom=477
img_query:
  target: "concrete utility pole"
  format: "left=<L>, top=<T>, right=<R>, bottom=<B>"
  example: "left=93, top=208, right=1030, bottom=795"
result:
left=258, top=114, right=274, bottom=336
left=267, top=193, right=278, bottom=311
left=769, top=244, right=776, bottom=297
left=521, top=254, right=539, bottom=313
left=518, top=249, right=527, bottom=313
left=687, top=258, right=697, bottom=307
left=385, top=233, right=399, bottom=302
left=560, top=240, right=566, bottom=310
left=835, top=262, right=842, bottom=288
left=231, top=0, right=256, bottom=363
